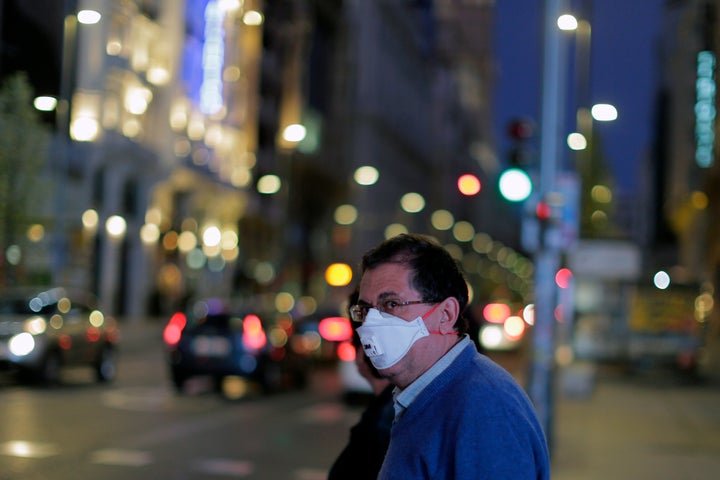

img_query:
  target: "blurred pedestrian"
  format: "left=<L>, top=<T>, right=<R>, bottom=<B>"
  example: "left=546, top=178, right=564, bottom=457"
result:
left=351, top=233, right=550, bottom=479
left=328, top=289, right=394, bottom=480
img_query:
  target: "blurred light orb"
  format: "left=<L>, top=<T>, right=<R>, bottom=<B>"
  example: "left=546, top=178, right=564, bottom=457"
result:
left=34, top=96, right=57, bottom=112
left=106, top=215, right=127, bottom=238
left=71, top=117, right=99, bottom=142
left=221, top=230, right=238, bottom=250
left=483, top=303, right=511, bottom=324
left=275, top=292, right=296, bottom=313
left=590, top=210, right=608, bottom=228
left=334, top=204, right=358, bottom=225
left=452, top=221, right=475, bottom=242
left=282, top=124, right=306, bottom=142
left=163, top=231, right=179, bottom=251
left=523, top=304, right=535, bottom=325
left=472, top=232, right=492, bottom=253
left=498, top=168, right=533, bottom=202
left=591, top=103, right=618, bottom=121
left=27, top=224, right=45, bottom=242
left=254, top=261, right=276, bottom=284
left=458, top=174, right=482, bottom=196
left=555, top=268, right=573, bottom=289
left=5, top=245, right=21, bottom=266
left=243, top=10, right=264, bottom=26
left=77, top=9, right=101, bottom=24
left=691, top=191, right=708, bottom=209
left=202, top=226, right=222, bottom=247
left=400, top=192, right=425, bottom=213
left=140, top=223, right=160, bottom=245
left=591, top=185, right=612, bottom=203
left=557, top=14, right=578, bottom=30
left=177, top=231, right=197, bottom=253
left=567, top=132, right=587, bottom=150
left=82, top=209, right=99, bottom=230
left=385, top=223, right=408, bottom=239
left=145, top=208, right=162, bottom=226
left=354, top=166, right=379, bottom=186
left=207, top=255, right=225, bottom=272
left=653, top=270, right=671, bottom=290
left=431, top=209, right=454, bottom=230
left=444, top=243, right=463, bottom=260
left=257, top=174, right=281, bottom=194
left=325, top=263, right=353, bottom=287
left=504, top=316, right=526, bottom=339
left=186, top=248, right=207, bottom=270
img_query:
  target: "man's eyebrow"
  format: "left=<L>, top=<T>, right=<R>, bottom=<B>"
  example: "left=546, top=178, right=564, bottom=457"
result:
left=357, top=291, right=399, bottom=305
left=377, top=291, right=400, bottom=301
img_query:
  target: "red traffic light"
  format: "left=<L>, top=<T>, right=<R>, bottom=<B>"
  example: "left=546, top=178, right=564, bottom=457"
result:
left=555, top=268, right=573, bottom=289
left=535, top=200, right=552, bottom=220
left=507, top=118, right=535, bottom=140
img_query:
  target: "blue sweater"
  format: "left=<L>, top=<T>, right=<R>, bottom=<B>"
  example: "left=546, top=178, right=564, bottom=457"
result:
left=378, top=344, right=550, bottom=479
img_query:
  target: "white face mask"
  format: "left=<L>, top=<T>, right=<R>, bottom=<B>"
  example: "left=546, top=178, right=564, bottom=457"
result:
left=356, top=308, right=431, bottom=370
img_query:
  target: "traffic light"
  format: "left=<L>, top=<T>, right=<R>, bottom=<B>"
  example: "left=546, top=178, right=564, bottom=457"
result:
left=499, top=168, right=532, bottom=202
left=506, top=117, right=536, bottom=167
left=499, top=117, right=536, bottom=203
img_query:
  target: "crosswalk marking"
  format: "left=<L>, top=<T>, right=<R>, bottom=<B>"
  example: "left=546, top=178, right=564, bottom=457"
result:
left=0, top=440, right=60, bottom=458
left=0, top=440, right=326, bottom=477
left=89, top=448, right=153, bottom=466
left=193, top=458, right=254, bottom=476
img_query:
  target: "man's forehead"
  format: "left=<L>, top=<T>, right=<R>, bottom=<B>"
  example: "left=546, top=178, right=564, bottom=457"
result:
left=359, top=264, right=414, bottom=299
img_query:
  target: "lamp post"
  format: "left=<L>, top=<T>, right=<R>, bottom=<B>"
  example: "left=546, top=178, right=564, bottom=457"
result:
left=527, top=0, right=569, bottom=453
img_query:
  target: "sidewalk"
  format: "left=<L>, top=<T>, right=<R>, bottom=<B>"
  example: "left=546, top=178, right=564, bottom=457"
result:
left=551, top=340, right=720, bottom=479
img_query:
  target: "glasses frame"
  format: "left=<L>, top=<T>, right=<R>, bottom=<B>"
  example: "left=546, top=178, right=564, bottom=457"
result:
left=349, top=299, right=436, bottom=323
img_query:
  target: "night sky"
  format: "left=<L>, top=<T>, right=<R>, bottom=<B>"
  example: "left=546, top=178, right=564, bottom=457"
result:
left=493, top=0, right=665, bottom=194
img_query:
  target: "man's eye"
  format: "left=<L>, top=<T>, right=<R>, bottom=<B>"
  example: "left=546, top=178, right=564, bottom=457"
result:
left=383, top=300, right=400, bottom=311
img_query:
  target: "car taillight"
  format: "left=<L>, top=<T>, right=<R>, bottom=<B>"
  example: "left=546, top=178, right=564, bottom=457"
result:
left=337, top=341, right=356, bottom=362
left=242, top=314, right=267, bottom=350
left=318, top=316, right=353, bottom=342
left=163, top=312, right=187, bottom=346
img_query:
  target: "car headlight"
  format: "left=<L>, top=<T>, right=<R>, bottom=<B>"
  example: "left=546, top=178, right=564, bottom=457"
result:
left=9, top=332, right=36, bottom=356
left=24, top=316, right=47, bottom=335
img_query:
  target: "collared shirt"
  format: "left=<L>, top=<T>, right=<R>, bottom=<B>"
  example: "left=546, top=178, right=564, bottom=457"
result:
left=392, top=335, right=472, bottom=421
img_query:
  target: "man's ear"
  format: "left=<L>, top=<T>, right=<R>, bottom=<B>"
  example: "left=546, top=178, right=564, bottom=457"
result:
left=439, top=297, right=460, bottom=334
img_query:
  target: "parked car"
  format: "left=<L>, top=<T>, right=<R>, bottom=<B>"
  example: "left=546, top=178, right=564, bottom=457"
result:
left=162, top=298, right=309, bottom=395
left=0, top=287, right=119, bottom=385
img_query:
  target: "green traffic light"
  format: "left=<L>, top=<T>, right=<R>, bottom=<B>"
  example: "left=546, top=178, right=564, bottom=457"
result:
left=498, top=168, right=533, bottom=202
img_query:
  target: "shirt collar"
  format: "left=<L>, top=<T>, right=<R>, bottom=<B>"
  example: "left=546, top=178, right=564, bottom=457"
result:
left=393, top=335, right=472, bottom=421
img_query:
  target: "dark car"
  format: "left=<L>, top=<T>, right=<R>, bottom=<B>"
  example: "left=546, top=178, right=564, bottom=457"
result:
left=163, top=298, right=309, bottom=395
left=0, top=287, right=119, bottom=385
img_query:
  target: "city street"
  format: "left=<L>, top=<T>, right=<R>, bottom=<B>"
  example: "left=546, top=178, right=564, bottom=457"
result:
left=1, top=319, right=719, bottom=479
left=0, top=322, right=359, bottom=480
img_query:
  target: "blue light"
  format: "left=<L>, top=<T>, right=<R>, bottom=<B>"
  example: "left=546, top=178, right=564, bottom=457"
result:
left=200, top=0, right=225, bottom=115
left=695, top=51, right=716, bottom=168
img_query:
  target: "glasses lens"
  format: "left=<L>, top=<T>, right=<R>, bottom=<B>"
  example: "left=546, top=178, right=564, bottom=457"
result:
left=350, top=305, right=366, bottom=322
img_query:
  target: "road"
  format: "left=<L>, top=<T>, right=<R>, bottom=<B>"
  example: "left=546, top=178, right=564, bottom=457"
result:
left=3, top=321, right=719, bottom=480
left=0, top=333, right=360, bottom=480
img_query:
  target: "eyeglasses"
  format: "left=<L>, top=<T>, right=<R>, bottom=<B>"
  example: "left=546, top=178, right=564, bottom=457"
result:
left=349, top=299, right=436, bottom=323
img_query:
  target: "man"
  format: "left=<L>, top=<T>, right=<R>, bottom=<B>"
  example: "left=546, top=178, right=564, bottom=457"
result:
left=351, top=233, right=550, bottom=479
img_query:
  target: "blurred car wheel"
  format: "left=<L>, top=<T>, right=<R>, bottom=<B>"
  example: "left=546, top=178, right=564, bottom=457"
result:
left=171, top=368, right=188, bottom=393
left=39, top=349, right=62, bottom=385
left=95, top=345, right=117, bottom=383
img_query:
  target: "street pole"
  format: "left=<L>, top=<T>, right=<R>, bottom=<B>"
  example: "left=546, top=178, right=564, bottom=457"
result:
left=52, top=1, right=78, bottom=284
left=528, top=0, right=567, bottom=454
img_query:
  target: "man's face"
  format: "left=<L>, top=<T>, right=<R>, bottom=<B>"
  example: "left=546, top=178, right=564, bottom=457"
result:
left=358, top=262, right=441, bottom=385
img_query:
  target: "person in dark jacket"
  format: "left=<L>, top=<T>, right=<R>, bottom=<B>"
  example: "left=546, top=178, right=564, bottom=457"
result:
left=327, top=290, right=394, bottom=480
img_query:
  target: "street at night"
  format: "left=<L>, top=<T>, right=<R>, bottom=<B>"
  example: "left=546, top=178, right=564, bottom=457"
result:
left=1, top=320, right=719, bottom=479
